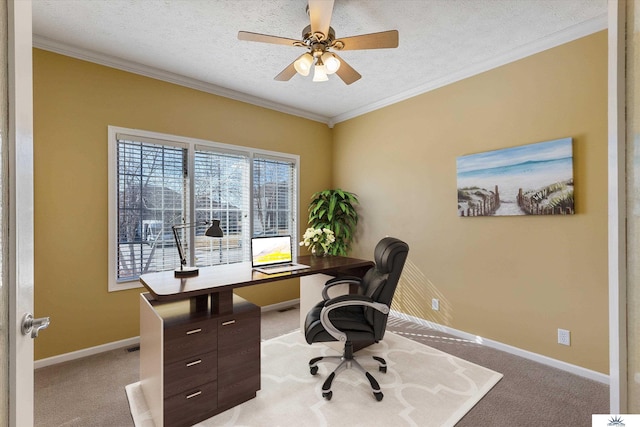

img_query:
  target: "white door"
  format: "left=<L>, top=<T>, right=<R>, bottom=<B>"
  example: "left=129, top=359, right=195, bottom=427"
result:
left=6, top=1, right=36, bottom=426
left=608, top=0, right=626, bottom=413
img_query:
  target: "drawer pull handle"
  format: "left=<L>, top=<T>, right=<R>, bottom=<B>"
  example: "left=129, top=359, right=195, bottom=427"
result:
left=186, top=328, right=202, bottom=335
left=186, top=359, right=202, bottom=367
left=222, top=320, right=236, bottom=326
left=186, top=391, right=202, bottom=399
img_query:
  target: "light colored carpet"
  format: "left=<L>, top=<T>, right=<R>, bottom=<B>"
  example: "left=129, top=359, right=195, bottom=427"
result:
left=127, top=331, right=502, bottom=427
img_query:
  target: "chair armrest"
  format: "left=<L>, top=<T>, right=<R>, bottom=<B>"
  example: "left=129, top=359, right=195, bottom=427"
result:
left=322, top=276, right=363, bottom=300
left=323, top=294, right=372, bottom=307
left=319, top=295, right=390, bottom=343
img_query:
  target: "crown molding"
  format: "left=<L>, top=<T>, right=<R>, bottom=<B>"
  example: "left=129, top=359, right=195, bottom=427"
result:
left=34, top=12, right=606, bottom=129
left=32, top=35, right=331, bottom=126
left=328, top=13, right=608, bottom=127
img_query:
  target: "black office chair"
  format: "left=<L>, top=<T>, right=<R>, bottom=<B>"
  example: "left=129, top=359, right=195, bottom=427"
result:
left=303, top=237, right=409, bottom=401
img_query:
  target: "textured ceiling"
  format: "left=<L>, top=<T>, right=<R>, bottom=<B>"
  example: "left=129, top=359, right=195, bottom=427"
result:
left=31, top=0, right=607, bottom=126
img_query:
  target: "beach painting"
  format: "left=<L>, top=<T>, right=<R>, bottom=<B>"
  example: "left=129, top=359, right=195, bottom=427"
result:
left=457, top=138, right=574, bottom=217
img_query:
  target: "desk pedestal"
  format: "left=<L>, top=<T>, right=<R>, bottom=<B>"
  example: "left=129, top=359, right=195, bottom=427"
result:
left=140, top=293, right=260, bottom=427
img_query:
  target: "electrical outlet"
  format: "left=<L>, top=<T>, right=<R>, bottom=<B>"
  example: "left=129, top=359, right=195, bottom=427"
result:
left=558, top=328, right=571, bottom=346
left=431, top=298, right=439, bottom=311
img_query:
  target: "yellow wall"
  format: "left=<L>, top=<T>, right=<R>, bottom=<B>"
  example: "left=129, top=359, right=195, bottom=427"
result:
left=32, top=49, right=332, bottom=359
left=333, top=31, right=608, bottom=373
left=34, top=31, right=609, bottom=373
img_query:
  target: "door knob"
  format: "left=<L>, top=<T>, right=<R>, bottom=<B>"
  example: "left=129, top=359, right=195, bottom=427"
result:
left=22, top=313, right=50, bottom=338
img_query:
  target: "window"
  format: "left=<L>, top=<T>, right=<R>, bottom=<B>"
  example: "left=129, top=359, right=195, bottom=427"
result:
left=253, top=157, right=297, bottom=236
left=108, top=127, right=299, bottom=291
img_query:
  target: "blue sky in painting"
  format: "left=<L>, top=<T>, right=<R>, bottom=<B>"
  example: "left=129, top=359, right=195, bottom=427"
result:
left=456, top=137, right=573, bottom=174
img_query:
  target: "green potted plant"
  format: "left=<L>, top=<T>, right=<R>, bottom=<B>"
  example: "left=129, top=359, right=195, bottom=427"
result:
left=305, top=189, right=359, bottom=256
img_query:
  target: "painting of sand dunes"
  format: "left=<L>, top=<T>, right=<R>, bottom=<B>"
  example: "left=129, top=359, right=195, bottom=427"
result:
left=457, top=138, right=574, bottom=217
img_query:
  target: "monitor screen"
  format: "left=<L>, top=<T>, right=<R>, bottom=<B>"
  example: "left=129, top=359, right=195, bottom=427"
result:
left=251, top=236, right=293, bottom=267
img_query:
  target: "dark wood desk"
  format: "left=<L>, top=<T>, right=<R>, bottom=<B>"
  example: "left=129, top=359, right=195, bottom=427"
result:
left=138, top=255, right=373, bottom=427
left=140, top=255, right=373, bottom=312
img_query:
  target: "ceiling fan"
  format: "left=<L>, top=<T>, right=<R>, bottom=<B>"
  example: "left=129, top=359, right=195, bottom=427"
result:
left=237, top=0, right=399, bottom=85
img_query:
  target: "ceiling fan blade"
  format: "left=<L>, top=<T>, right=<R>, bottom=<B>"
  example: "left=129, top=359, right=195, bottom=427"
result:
left=238, top=31, right=301, bottom=47
left=308, top=0, right=334, bottom=39
left=332, top=54, right=361, bottom=85
left=334, top=30, right=399, bottom=50
left=274, top=61, right=298, bottom=81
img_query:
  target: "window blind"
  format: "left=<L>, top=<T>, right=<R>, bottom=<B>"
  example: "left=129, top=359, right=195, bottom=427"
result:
left=116, top=137, right=187, bottom=281
left=252, top=157, right=297, bottom=238
left=194, top=149, right=250, bottom=266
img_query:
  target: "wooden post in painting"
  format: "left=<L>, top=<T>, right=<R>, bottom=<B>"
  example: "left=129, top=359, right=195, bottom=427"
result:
left=517, top=188, right=523, bottom=209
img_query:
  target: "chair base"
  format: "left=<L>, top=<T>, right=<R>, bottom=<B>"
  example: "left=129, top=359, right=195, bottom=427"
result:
left=308, top=342, right=387, bottom=401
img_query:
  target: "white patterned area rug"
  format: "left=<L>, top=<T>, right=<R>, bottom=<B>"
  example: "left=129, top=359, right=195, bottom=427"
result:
left=126, top=331, right=502, bottom=427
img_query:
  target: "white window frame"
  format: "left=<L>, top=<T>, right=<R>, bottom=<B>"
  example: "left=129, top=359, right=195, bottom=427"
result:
left=108, top=126, right=300, bottom=291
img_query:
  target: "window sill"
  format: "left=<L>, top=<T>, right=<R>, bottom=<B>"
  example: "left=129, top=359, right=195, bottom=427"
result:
left=109, top=280, right=143, bottom=293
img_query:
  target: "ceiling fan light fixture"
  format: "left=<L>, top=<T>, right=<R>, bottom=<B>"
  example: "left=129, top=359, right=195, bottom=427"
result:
left=238, top=0, right=399, bottom=85
left=312, top=63, right=329, bottom=82
left=294, top=53, right=314, bottom=76
left=321, top=52, right=340, bottom=74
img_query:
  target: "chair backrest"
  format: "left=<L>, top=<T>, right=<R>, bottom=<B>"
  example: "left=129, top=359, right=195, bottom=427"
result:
left=361, top=237, right=409, bottom=340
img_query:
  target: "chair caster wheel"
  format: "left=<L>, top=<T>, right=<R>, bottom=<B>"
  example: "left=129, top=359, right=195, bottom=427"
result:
left=310, top=366, right=318, bottom=375
left=374, top=392, right=383, bottom=401
left=379, top=366, right=387, bottom=373
left=322, top=391, right=333, bottom=400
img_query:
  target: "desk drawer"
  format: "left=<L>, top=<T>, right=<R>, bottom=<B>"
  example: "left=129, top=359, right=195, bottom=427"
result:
left=164, top=380, right=217, bottom=427
left=164, top=318, right=217, bottom=364
left=164, top=351, right=217, bottom=397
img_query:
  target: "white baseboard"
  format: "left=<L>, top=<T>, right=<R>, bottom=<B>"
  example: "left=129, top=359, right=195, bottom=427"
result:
left=38, top=302, right=604, bottom=385
left=34, top=336, right=140, bottom=370
left=390, top=310, right=610, bottom=385
left=261, top=298, right=300, bottom=313
left=34, top=299, right=301, bottom=369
